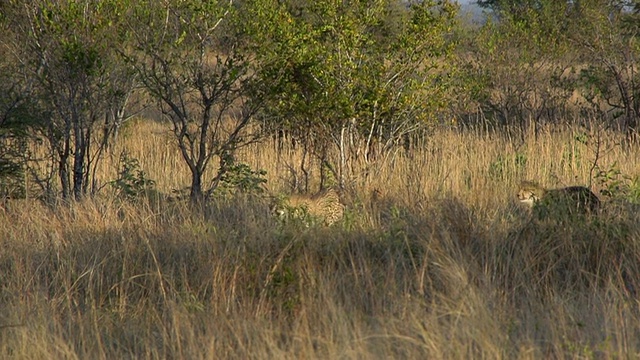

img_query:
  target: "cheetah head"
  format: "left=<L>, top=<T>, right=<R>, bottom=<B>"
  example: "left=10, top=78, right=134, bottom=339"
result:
left=517, top=181, right=544, bottom=207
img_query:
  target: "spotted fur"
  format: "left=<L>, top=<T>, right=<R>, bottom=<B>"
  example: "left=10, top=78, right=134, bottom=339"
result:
left=517, top=181, right=600, bottom=215
left=273, top=188, right=345, bottom=226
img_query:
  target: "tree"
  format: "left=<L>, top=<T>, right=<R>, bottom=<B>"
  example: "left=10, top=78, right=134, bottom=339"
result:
left=3, top=0, right=137, bottom=200
left=244, top=0, right=458, bottom=190
left=124, top=0, right=264, bottom=202
left=621, top=0, right=640, bottom=34
left=569, top=0, right=640, bottom=138
left=459, top=0, right=575, bottom=132
left=0, top=43, right=40, bottom=200
left=464, top=0, right=640, bottom=139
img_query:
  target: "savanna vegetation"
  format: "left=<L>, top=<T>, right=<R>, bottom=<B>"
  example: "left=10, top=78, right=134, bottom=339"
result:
left=1, top=0, right=640, bottom=358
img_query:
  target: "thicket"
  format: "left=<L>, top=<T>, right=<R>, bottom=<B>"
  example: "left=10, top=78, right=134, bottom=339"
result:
left=0, top=0, right=638, bottom=200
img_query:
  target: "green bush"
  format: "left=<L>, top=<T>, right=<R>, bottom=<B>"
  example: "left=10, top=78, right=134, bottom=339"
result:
left=110, top=152, right=156, bottom=200
left=213, top=162, right=267, bottom=197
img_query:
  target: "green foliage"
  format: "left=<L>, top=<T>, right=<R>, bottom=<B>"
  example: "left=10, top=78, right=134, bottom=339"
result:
left=0, top=62, right=43, bottom=200
left=213, top=163, right=267, bottom=196
left=0, top=159, right=24, bottom=199
left=458, top=0, right=574, bottom=128
left=60, top=40, right=101, bottom=77
left=244, top=0, right=458, bottom=153
left=110, top=152, right=156, bottom=200
left=29, top=0, right=126, bottom=75
left=595, top=162, right=640, bottom=204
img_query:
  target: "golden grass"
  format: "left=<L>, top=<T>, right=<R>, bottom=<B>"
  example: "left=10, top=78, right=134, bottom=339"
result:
left=1, top=119, right=640, bottom=358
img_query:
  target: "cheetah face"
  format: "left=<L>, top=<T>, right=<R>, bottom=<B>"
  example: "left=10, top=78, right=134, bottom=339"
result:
left=517, top=188, right=540, bottom=207
left=269, top=199, right=289, bottom=218
left=270, top=197, right=310, bottom=223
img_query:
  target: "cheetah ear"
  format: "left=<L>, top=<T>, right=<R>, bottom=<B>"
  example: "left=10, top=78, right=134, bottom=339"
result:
left=371, top=188, right=382, bottom=200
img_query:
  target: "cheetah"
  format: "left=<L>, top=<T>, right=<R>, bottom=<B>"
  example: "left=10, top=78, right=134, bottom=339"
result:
left=517, top=180, right=600, bottom=216
left=272, top=188, right=345, bottom=226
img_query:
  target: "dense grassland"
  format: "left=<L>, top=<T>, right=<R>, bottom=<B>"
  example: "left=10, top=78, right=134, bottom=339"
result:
left=1, top=120, right=640, bottom=359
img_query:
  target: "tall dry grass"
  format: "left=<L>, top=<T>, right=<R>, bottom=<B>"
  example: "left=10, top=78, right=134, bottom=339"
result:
left=1, top=119, right=639, bottom=359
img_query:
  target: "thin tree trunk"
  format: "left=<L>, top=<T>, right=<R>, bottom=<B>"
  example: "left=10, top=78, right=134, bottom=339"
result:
left=58, top=134, right=71, bottom=200
left=59, top=159, right=69, bottom=200
left=339, top=122, right=346, bottom=189
left=73, top=123, right=86, bottom=200
left=190, top=169, right=204, bottom=204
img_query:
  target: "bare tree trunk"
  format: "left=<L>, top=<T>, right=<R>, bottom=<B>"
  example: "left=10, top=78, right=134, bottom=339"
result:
left=72, top=122, right=87, bottom=200
left=54, top=118, right=72, bottom=200
left=338, top=122, right=346, bottom=189
left=59, top=151, right=70, bottom=200
left=300, top=142, right=309, bottom=193
left=190, top=170, right=203, bottom=203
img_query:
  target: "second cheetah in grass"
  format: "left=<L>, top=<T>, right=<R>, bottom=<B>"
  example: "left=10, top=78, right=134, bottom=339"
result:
left=273, top=188, right=345, bottom=226
left=517, top=180, right=600, bottom=216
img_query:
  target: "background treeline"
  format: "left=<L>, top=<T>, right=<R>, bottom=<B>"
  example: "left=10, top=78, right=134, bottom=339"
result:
left=0, top=0, right=639, bottom=202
